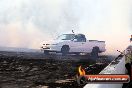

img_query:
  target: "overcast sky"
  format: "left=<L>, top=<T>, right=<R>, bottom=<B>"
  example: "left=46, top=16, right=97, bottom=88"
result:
left=0, top=0, right=131, bottom=55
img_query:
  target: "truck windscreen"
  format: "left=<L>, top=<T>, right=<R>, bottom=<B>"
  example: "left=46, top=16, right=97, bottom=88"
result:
left=57, top=34, right=75, bottom=40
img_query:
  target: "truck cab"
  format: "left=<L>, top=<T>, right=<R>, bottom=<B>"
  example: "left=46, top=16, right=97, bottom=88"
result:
left=55, top=34, right=86, bottom=42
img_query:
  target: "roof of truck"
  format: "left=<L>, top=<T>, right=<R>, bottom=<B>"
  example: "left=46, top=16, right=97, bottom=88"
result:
left=63, top=33, right=85, bottom=35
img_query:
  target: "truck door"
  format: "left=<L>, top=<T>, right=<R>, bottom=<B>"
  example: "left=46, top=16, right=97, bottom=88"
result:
left=70, top=34, right=86, bottom=52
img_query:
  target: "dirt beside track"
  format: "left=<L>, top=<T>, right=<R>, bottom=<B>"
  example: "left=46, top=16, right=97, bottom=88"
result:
left=0, top=51, right=112, bottom=88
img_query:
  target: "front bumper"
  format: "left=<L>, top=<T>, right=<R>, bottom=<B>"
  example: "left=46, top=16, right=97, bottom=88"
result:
left=42, top=47, right=50, bottom=49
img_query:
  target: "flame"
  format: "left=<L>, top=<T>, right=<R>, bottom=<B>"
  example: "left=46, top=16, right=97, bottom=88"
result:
left=78, top=66, right=86, bottom=76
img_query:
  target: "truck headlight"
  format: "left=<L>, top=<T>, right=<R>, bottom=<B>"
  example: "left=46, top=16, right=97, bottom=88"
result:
left=46, top=44, right=50, bottom=45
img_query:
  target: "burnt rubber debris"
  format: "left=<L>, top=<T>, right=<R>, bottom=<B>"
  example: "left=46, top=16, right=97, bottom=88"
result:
left=0, top=51, right=112, bottom=88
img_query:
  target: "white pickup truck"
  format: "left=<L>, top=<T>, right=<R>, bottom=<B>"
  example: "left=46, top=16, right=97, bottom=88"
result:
left=42, top=33, right=106, bottom=57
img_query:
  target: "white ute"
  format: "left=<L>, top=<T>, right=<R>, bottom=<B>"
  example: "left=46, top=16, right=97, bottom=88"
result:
left=42, top=33, right=106, bottom=57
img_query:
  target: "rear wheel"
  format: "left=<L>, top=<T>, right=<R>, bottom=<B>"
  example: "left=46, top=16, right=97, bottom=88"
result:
left=91, top=47, right=99, bottom=59
left=61, top=45, right=70, bottom=56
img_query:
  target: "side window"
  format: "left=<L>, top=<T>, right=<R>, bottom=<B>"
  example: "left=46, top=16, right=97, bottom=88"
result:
left=74, top=34, right=86, bottom=42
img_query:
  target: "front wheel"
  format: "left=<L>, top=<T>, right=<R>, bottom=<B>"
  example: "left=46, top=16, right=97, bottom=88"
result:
left=91, top=47, right=99, bottom=59
left=44, top=50, right=49, bottom=55
left=61, top=45, right=70, bottom=56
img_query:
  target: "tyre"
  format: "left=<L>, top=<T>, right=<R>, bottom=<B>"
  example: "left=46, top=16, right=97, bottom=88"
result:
left=75, top=52, right=80, bottom=56
left=61, top=45, right=70, bottom=56
left=91, top=47, right=99, bottom=59
left=44, top=50, right=49, bottom=55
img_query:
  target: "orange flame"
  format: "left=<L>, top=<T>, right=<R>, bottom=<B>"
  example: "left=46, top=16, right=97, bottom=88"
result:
left=78, top=66, right=86, bottom=76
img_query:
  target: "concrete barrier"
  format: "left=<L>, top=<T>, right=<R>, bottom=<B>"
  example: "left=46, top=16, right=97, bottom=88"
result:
left=84, top=56, right=126, bottom=88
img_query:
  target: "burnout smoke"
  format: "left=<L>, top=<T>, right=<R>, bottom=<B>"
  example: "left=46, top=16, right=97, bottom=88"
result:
left=0, top=0, right=131, bottom=54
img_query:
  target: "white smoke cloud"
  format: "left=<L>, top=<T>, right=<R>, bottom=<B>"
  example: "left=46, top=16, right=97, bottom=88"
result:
left=0, top=0, right=66, bottom=48
left=74, top=0, right=132, bottom=55
left=0, top=0, right=131, bottom=55
left=0, top=21, right=51, bottom=48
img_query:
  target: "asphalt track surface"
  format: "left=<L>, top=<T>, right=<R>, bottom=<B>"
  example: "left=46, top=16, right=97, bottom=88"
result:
left=0, top=51, right=113, bottom=88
